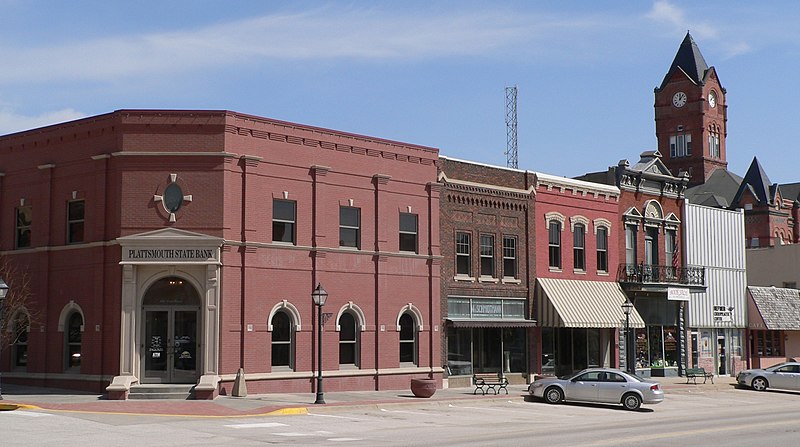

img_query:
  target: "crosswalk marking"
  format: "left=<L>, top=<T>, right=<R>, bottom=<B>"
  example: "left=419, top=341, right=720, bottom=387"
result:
left=224, top=422, right=287, bottom=429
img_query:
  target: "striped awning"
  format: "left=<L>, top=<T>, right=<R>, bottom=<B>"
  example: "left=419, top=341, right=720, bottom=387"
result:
left=537, top=278, right=645, bottom=328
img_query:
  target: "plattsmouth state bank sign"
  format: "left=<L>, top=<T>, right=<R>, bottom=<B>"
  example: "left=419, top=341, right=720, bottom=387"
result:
left=125, top=248, right=215, bottom=262
left=118, top=228, right=223, bottom=264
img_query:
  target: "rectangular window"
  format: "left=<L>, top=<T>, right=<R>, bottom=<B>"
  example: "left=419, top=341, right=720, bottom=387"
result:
left=596, top=227, right=608, bottom=272
left=272, top=199, right=297, bottom=244
left=503, top=236, right=517, bottom=279
left=15, top=206, right=32, bottom=249
left=573, top=224, right=585, bottom=271
left=399, top=212, right=418, bottom=253
left=666, top=229, right=677, bottom=277
left=67, top=200, right=85, bottom=244
left=480, top=234, right=494, bottom=277
left=456, top=232, right=471, bottom=276
left=339, top=206, right=361, bottom=248
left=709, top=133, right=720, bottom=158
left=548, top=221, right=561, bottom=269
left=625, top=224, right=637, bottom=265
left=670, top=134, right=692, bottom=157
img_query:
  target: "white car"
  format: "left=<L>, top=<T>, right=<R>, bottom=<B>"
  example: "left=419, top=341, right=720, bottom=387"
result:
left=529, top=367, right=664, bottom=411
left=737, top=361, right=800, bottom=392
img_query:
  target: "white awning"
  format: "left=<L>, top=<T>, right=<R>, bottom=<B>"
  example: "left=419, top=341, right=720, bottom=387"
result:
left=537, top=278, right=645, bottom=328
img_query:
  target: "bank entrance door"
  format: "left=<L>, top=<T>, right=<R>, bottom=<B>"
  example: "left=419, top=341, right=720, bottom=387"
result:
left=141, top=277, right=201, bottom=384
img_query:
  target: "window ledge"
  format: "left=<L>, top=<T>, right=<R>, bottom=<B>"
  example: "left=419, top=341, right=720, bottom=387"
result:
left=501, top=278, right=521, bottom=284
left=573, top=270, right=587, bottom=275
left=478, top=276, right=499, bottom=283
left=597, top=271, right=609, bottom=276
left=454, top=275, right=476, bottom=283
left=549, top=267, right=562, bottom=273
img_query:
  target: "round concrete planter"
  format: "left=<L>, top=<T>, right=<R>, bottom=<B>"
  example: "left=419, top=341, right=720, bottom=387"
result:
left=410, top=378, right=436, bottom=398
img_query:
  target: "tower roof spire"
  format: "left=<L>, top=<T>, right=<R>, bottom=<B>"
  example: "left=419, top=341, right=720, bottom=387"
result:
left=657, top=31, right=709, bottom=91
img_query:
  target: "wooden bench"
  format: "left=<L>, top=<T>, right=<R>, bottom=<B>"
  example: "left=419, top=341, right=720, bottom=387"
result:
left=685, top=367, right=714, bottom=384
left=472, top=372, right=509, bottom=395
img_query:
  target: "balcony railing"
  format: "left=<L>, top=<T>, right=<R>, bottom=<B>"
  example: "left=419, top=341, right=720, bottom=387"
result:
left=617, top=263, right=704, bottom=287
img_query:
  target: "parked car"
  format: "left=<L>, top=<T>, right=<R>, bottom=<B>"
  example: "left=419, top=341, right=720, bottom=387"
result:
left=528, top=367, right=664, bottom=410
left=736, top=361, right=800, bottom=392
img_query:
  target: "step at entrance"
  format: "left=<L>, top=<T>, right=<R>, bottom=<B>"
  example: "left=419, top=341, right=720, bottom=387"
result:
left=129, top=384, right=195, bottom=400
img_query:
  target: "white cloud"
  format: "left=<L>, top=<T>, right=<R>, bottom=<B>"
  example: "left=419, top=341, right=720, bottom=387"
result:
left=0, top=8, right=536, bottom=84
left=0, top=108, right=86, bottom=135
left=645, top=0, right=718, bottom=40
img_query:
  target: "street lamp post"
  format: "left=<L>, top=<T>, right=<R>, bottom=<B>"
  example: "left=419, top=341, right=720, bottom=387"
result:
left=0, top=278, right=10, bottom=400
left=622, top=300, right=634, bottom=375
left=311, top=283, right=328, bottom=405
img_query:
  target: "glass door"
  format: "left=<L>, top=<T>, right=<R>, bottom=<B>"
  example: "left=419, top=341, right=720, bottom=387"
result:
left=144, top=310, right=169, bottom=383
left=143, top=308, right=198, bottom=383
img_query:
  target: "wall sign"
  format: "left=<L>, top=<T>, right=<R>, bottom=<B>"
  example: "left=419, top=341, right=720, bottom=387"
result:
left=668, top=287, right=690, bottom=301
left=713, top=305, right=733, bottom=323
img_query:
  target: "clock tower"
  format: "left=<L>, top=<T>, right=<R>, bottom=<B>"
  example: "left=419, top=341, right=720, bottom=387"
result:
left=655, top=32, right=728, bottom=187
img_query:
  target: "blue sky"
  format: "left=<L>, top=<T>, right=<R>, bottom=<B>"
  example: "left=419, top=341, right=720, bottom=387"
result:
left=1, top=1, right=797, bottom=183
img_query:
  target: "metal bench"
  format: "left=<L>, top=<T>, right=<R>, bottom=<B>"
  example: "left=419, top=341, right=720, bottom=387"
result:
left=685, top=367, right=714, bottom=384
left=472, top=372, right=509, bottom=395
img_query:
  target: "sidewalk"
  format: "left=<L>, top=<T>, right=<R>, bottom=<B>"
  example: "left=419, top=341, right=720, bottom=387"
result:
left=0, top=375, right=738, bottom=417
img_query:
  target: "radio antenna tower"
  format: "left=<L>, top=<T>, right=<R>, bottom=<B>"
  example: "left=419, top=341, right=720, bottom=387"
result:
left=505, top=86, right=518, bottom=169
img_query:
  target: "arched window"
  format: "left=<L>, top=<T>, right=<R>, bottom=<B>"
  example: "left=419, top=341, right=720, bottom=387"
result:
left=399, top=313, right=417, bottom=365
left=271, top=310, right=293, bottom=369
left=65, top=311, right=83, bottom=371
left=12, top=312, right=30, bottom=369
left=339, top=312, right=359, bottom=367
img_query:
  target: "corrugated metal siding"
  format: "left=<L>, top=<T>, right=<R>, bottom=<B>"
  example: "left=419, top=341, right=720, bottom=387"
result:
left=684, top=203, right=747, bottom=328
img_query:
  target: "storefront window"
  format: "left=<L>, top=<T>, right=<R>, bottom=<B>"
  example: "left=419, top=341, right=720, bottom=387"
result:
left=542, top=328, right=556, bottom=375
left=636, top=325, right=678, bottom=368
left=446, top=326, right=528, bottom=376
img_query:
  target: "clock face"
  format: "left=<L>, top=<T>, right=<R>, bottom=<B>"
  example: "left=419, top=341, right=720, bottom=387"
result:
left=672, top=91, right=687, bottom=108
left=708, top=91, right=717, bottom=108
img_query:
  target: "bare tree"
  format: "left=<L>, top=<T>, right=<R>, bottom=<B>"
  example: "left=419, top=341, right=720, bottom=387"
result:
left=0, top=256, right=37, bottom=359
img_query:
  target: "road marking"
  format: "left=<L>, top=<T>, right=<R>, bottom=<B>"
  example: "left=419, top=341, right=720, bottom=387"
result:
left=379, top=408, right=434, bottom=415
left=224, top=422, right=287, bottom=429
left=309, top=413, right=372, bottom=421
left=273, top=432, right=311, bottom=437
left=0, top=411, right=52, bottom=417
left=328, top=438, right=364, bottom=442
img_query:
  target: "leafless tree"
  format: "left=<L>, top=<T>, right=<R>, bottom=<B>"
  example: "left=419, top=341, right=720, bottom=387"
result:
left=0, top=256, right=37, bottom=351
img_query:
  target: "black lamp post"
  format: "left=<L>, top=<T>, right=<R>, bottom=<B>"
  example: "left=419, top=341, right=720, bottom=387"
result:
left=311, top=283, right=328, bottom=405
left=0, top=278, right=10, bottom=400
left=622, top=300, right=634, bottom=374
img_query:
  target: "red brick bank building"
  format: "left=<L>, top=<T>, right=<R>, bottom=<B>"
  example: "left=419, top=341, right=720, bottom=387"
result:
left=0, top=110, right=442, bottom=399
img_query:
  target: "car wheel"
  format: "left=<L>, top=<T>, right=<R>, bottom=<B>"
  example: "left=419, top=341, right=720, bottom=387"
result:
left=544, top=386, right=563, bottom=404
left=751, top=377, right=768, bottom=391
left=622, top=393, right=642, bottom=411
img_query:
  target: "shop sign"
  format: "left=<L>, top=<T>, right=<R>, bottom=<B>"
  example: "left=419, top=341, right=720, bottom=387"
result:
left=713, top=305, right=733, bottom=323
left=123, top=247, right=216, bottom=262
left=471, top=300, right=503, bottom=318
left=667, top=287, right=690, bottom=301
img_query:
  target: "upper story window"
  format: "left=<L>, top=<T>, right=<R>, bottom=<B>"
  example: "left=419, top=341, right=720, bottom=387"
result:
left=709, top=131, right=720, bottom=159
left=644, top=227, right=659, bottom=266
left=548, top=221, right=562, bottom=269
left=15, top=206, right=32, bottom=249
left=573, top=223, right=586, bottom=271
left=480, top=234, right=495, bottom=277
left=625, top=224, right=637, bottom=265
left=339, top=206, right=361, bottom=249
left=273, top=199, right=297, bottom=244
left=666, top=229, right=678, bottom=269
left=399, top=212, right=418, bottom=253
left=456, top=232, right=471, bottom=276
left=503, top=236, right=517, bottom=279
left=670, top=133, right=692, bottom=158
left=596, top=227, right=608, bottom=273
left=67, top=200, right=85, bottom=244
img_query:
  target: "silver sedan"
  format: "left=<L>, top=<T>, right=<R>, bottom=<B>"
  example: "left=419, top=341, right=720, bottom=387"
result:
left=737, top=361, right=800, bottom=392
left=529, top=368, right=664, bottom=410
